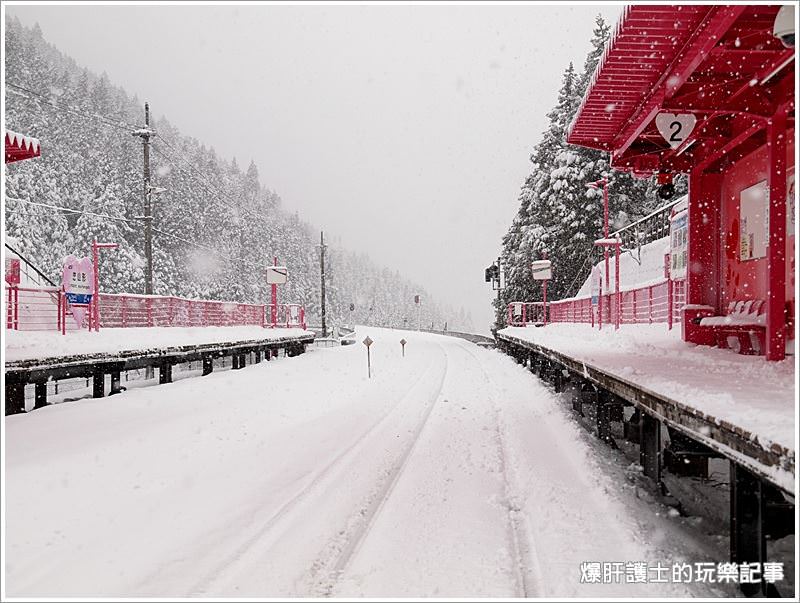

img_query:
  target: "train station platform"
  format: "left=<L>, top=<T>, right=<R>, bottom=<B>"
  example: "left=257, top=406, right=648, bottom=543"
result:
left=497, top=324, right=794, bottom=494
left=5, top=326, right=315, bottom=415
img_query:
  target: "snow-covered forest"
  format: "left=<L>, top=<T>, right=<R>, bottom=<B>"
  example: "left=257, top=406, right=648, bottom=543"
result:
left=4, top=17, right=473, bottom=332
left=494, top=16, right=686, bottom=328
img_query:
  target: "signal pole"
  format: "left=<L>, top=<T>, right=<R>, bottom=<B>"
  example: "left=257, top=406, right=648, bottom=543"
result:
left=319, top=231, right=327, bottom=338
left=132, top=102, right=156, bottom=294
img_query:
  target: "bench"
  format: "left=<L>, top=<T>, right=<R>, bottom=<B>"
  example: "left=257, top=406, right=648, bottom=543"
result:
left=698, top=299, right=766, bottom=355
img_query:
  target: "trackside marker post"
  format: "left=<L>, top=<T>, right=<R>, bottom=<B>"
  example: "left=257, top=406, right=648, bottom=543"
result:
left=363, top=335, right=373, bottom=378
left=400, top=338, right=407, bottom=357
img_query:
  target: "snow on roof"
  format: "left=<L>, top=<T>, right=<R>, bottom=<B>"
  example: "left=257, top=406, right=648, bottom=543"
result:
left=5, top=129, right=41, bottom=163
left=594, top=238, right=623, bottom=246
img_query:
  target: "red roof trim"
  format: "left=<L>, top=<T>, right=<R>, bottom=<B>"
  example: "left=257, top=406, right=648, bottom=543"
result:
left=5, top=130, right=41, bottom=163
left=566, top=4, right=793, bottom=177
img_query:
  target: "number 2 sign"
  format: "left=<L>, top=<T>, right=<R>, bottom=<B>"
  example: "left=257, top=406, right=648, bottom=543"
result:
left=655, top=113, right=697, bottom=150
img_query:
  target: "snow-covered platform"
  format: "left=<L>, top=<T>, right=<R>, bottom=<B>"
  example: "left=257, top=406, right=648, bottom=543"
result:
left=497, top=324, right=795, bottom=494
left=5, top=327, right=315, bottom=415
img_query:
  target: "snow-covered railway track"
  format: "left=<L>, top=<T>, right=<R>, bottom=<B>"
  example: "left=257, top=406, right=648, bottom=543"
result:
left=313, top=344, right=450, bottom=596
left=179, top=344, right=450, bottom=597
left=453, top=343, right=541, bottom=597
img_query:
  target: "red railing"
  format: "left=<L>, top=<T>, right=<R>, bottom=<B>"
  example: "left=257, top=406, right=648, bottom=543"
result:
left=5, top=286, right=307, bottom=332
left=508, top=279, right=686, bottom=328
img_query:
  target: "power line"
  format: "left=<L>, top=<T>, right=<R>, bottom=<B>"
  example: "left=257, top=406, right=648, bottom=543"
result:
left=9, top=81, right=271, bottom=250
left=7, top=197, right=137, bottom=224
left=153, top=134, right=265, bottom=222
left=7, top=197, right=227, bottom=259
left=6, top=81, right=138, bottom=132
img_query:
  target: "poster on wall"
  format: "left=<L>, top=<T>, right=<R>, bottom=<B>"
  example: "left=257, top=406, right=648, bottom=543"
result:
left=669, top=210, right=688, bottom=280
left=739, top=180, right=768, bottom=261
left=788, top=172, right=795, bottom=235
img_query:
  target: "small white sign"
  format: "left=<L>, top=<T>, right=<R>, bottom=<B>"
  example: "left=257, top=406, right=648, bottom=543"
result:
left=266, top=266, right=288, bottom=284
left=531, top=259, right=552, bottom=281
left=655, top=113, right=697, bottom=150
left=590, top=266, right=601, bottom=305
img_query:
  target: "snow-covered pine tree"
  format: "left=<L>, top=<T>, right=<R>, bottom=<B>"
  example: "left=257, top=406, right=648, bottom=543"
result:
left=4, top=18, right=467, bottom=331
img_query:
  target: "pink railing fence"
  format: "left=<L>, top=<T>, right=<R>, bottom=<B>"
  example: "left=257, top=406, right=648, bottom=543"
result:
left=508, top=279, right=686, bottom=328
left=5, top=286, right=306, bottom=331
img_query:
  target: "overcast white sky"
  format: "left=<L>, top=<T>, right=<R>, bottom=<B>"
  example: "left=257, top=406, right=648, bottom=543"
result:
left=8, top=2, right=624, bottom=334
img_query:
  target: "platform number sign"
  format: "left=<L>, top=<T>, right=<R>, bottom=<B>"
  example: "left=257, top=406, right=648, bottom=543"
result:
left=655, top=113, right=697, bottom=150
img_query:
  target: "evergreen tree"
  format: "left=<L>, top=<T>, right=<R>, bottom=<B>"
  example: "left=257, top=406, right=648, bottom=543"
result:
left=3, top=18, right=471, bottom=332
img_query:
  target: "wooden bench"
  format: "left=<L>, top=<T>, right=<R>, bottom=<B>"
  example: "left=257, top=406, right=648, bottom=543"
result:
left=698, top=299, right=766, bottom=355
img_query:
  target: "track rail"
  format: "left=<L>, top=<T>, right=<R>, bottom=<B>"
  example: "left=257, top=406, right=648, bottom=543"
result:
left=178, top=346, right=447, bottom=596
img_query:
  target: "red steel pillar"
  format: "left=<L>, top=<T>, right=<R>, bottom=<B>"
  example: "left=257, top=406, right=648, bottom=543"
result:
left=603, top=178, right=610, bottom=292
left=615, top=242, right=620, bottom=330
left=92, top=239, right=99, bottom=331
left=543, top=279, right=548, bottom=326
left=271, top=256, right=278, bottom=328
left=766, top=109, right=787, bottom=361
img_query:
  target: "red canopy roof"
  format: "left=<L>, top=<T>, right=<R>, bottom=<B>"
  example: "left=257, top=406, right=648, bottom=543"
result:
left=567, top=4, right=795, bottom=176
left=5, top=130, right=41, bottom=163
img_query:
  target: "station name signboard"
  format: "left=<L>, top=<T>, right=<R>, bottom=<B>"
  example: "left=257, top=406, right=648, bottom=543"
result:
left=62, top=255, right=95, bottom=327
left=531, top=259, right=552, bottom=281
left=266, top=266, right=288, bottom=284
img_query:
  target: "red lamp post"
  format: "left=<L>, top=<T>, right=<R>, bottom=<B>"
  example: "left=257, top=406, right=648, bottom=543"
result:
left=586, top=177, right=610, bottom=292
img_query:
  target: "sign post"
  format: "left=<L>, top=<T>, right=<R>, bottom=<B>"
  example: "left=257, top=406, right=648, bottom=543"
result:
left=363, top=335, right=373, bottom=378
left=62, top=255, right=95, bottom=330
left=400, top=338, right=407, bottom=357
left=594, top=237, right=623, bottom=330
left=590, top=266, right=600, bottom=328
left=266, top=258, right=288, bottom=328
left=91, top=239, right=118, bottom=332
left=531, top=259, right=552, bottom=326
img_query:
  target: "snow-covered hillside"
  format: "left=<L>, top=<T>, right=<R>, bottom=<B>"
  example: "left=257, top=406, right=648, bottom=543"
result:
left=4, top=18, right=473, bottom=333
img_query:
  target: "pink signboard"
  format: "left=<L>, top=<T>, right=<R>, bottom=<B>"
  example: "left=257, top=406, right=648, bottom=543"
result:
left=62, top=255, right=95, bottom=327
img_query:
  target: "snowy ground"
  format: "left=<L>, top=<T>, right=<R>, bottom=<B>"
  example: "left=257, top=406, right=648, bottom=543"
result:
left=5, top=328, right=737, bottom=597
left=499, top=323, right=795, bottom=493
left=5, top=326, right=311, bottom=363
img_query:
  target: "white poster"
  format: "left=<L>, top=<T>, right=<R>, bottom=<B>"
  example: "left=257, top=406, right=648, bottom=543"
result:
left=739, top=180, right=768, bottom=261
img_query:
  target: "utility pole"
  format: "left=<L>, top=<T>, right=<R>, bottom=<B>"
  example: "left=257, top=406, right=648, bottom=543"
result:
left=319, top=230, right=327, bottom=338
left=496, top=256, right=502, bottom=307
left=132, top=102, right=156, bottom=294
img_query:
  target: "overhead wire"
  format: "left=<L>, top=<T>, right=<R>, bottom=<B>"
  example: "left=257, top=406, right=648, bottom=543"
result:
left=7, top=81, right=138, bottom=132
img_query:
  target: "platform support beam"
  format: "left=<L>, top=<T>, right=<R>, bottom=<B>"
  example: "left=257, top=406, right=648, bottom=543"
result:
left=34, top=382, right=47, bottom=409
left=5, top=383, right=25, bottom=415
left=254, top=350, right=261, bottom=364
left=159, top=362, right=172, bottom=384
left=624, top=408, right=641, bottom=443
left=110, top=371, right=122, bottom=395
left=730, top=463, right=775, bottom=597
left=640, top=413, right=661, bottom=483
left=596, top=390, right=617, bottom=448
left=92, top=369, right=105, bottom=398
left=664, top=427, right=712, bottom=478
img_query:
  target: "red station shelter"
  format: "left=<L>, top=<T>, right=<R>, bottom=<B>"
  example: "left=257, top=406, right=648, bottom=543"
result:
left=568, top=4, right=795, bottom=361
left=5, top=130, right=41, bottom=164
